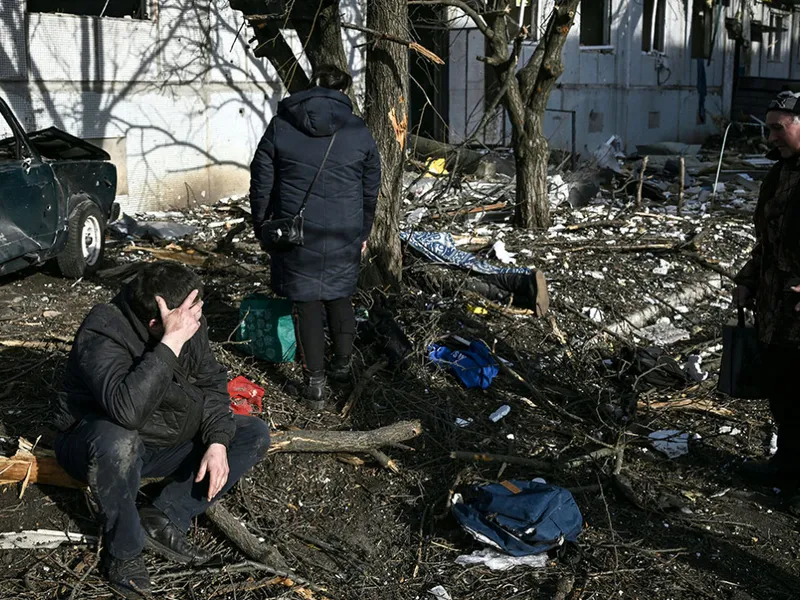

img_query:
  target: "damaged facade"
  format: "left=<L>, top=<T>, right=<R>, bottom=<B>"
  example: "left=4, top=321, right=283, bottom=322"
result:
left=0, top=0, right=365, bottom=213
left=412, top=1, right=795, bottom=156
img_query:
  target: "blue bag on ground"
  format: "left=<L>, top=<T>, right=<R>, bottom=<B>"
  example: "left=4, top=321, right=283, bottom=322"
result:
left=428, top=340, right=498, bottom=389
left=237, top=294, right=296, bottom=363
left=451, top=480, right=583, bottom=556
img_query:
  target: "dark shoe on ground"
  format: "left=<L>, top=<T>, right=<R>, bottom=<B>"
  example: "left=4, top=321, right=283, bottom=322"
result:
left=139, top=506, right=212, bottom=566
left=739, top=457, right=800, bottom=487
left=328, top=355, right=351, bottom=383
left=302, top=372, right=327, bottom=410
left=105, top=554, right=152, bottom=599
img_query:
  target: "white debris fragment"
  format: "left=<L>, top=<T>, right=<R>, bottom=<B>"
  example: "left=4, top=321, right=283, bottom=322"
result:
left=770, top=433, right=778, bottom=456
left=652, top=259, right=672, bottom=276
left=583, top=307, right=603, bottom=322
left=429, top=586, right=452, bottom=600
left=718, top=426, right=741, bottom=436
left=405, top=207, right=429, bottom=226
left=455, top=548, right=548, bottom=571
left=491, top=240, right=517, bottom=264
left=587, top=271, right=605, bottom=280
left=455, top=417, right=473, bottom=428
left=548, top=174, right=571, bottom=207
left=0, top=530, right=97, bottom=550
left=489, top=405, right=511, bottom=422
left=683, top=355, right=708, bottom=382
left=637, top=318, right=690, bottom=346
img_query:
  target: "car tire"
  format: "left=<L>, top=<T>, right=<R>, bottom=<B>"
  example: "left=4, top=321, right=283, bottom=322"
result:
left=57, top=201, right=106, bottom=279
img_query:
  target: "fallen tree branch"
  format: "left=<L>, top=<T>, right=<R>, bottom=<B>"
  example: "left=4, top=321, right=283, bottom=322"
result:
left=450, top=451, right=552, bottom=472
left=340, top=360, right=389, bottom=418
left=368, top=449, right=400, bottom=473
left=205, top=502, right=287, bottom=567
left=269, top=419, right=421, bottom=453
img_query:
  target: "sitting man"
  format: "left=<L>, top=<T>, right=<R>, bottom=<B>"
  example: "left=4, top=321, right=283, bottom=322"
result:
left=52, top=261, right=270, bottom=598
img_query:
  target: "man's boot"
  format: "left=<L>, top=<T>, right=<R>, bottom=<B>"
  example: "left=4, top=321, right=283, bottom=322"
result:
left=328, top=355, right=352, bottom=384
left=303, top=371, right=327, bottom=410
left=139, top=506, right=212, bottom=565
left=104, top=554, right=152, bottom=599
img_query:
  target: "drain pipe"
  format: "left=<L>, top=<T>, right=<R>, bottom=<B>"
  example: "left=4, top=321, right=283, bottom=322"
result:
left=712, top=121, right=733, bottom=204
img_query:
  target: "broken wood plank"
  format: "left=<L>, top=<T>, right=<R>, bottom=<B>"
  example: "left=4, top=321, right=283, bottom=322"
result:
left=637, top=397, right=733, bottom=417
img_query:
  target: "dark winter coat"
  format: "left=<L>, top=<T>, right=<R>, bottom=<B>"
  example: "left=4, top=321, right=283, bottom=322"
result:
left=249, top=86, right=381, bottom=302
left=735, top=150, right=800, bottom=345
left=53, top=290, right=235, bottom=449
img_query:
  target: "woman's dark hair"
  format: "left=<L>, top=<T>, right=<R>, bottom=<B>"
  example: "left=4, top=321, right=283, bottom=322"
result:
left=126, top=261, right=203, bottom=324
left=311, top=64, right=352, bottom=92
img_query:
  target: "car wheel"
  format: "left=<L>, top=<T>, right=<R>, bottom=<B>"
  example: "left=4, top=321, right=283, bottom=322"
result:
left=57, top=202, right=106, bottom=279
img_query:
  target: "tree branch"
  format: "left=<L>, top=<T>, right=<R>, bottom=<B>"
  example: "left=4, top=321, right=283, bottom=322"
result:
left=518, top=2, right=579, bottom=104
left=408, top=0, right=494, bottom=39
left=342, top=22, right=444, bottom=64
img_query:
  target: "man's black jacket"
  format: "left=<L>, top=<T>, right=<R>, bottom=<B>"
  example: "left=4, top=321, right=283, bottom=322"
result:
left=53, top=290, right=235, bottom=448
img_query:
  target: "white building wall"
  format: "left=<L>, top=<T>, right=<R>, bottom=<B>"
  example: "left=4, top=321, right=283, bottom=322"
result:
left=446, top=0, right=743, bottom=155
left=0, top=0, right=365, bottom=213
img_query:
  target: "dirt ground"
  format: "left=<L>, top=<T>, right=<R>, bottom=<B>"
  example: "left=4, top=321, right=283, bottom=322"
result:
left=0, top=186, right=799, bottom=600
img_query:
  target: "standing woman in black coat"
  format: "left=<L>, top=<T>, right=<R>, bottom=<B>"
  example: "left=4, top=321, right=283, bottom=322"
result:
left=249, top=65, right=382, bottom=409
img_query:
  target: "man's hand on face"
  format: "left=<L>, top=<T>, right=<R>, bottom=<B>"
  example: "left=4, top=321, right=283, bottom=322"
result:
left=157, top=289, right=203, bottom=357
left=196, top=443, right=229, bottom=502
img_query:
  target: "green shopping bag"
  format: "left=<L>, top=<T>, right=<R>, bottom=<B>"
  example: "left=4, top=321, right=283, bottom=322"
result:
left=237, top=294, right=296, bottom=363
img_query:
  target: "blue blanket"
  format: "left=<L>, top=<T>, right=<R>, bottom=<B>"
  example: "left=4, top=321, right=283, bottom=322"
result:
left=401, top=231, right=531, bottom=276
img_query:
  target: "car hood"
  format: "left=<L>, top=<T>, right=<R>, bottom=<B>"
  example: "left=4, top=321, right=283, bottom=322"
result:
left=0, top=127, right=110, bottom=161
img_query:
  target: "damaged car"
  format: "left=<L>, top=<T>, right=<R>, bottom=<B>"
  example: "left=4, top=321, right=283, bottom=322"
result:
left=0, top=97, right=119, bottom=279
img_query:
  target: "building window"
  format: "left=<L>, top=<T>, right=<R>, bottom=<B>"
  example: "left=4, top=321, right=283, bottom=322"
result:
left=508, top=0, right=541, bottom=42
left=691, top=0, right=713, bottom=59
left=642, top=0, right=666, bottom=53
left=767, top=12, right=786, bottom=62
left=27, top=0, right=150, bottom=20
left=580, top=0, right=610, bottom=47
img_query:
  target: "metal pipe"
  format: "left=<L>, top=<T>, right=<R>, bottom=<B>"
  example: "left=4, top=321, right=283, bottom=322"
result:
left=712, top=121, right=734, bottom=204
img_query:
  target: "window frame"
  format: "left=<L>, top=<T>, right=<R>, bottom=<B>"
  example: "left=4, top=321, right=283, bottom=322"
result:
left=507, top=0, right=542, bottom=43
left=642, top=0, right=667, bottom=55
left=767, top=10, right=788, bottom=63
left=26, top=0, right=154, bottom=22
left=579, top=0, right=612, bottom=49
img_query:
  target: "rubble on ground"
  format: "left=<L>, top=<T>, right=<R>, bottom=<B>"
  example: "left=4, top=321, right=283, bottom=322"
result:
left=0, top=138, right=797, bottom=600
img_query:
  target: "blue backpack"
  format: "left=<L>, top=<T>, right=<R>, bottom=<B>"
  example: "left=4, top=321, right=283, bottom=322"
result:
left=451, top=480, right=583, bottom=557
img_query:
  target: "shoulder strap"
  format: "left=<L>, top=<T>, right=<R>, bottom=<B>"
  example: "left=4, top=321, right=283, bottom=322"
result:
left=298, top=132, right=338, bottom=217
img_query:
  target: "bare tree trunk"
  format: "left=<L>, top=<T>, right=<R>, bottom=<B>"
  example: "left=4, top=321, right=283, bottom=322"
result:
left=513, top=114, right=550, bottom=229
left=360, top=0, right=408, bottom=289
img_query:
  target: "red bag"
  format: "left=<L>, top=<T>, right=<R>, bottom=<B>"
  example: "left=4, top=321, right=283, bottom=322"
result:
left=227, top=376, right=264, bottom=415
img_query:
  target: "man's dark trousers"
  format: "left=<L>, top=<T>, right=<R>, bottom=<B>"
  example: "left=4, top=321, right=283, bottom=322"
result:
left=54, top=414, right=270, bottom=559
